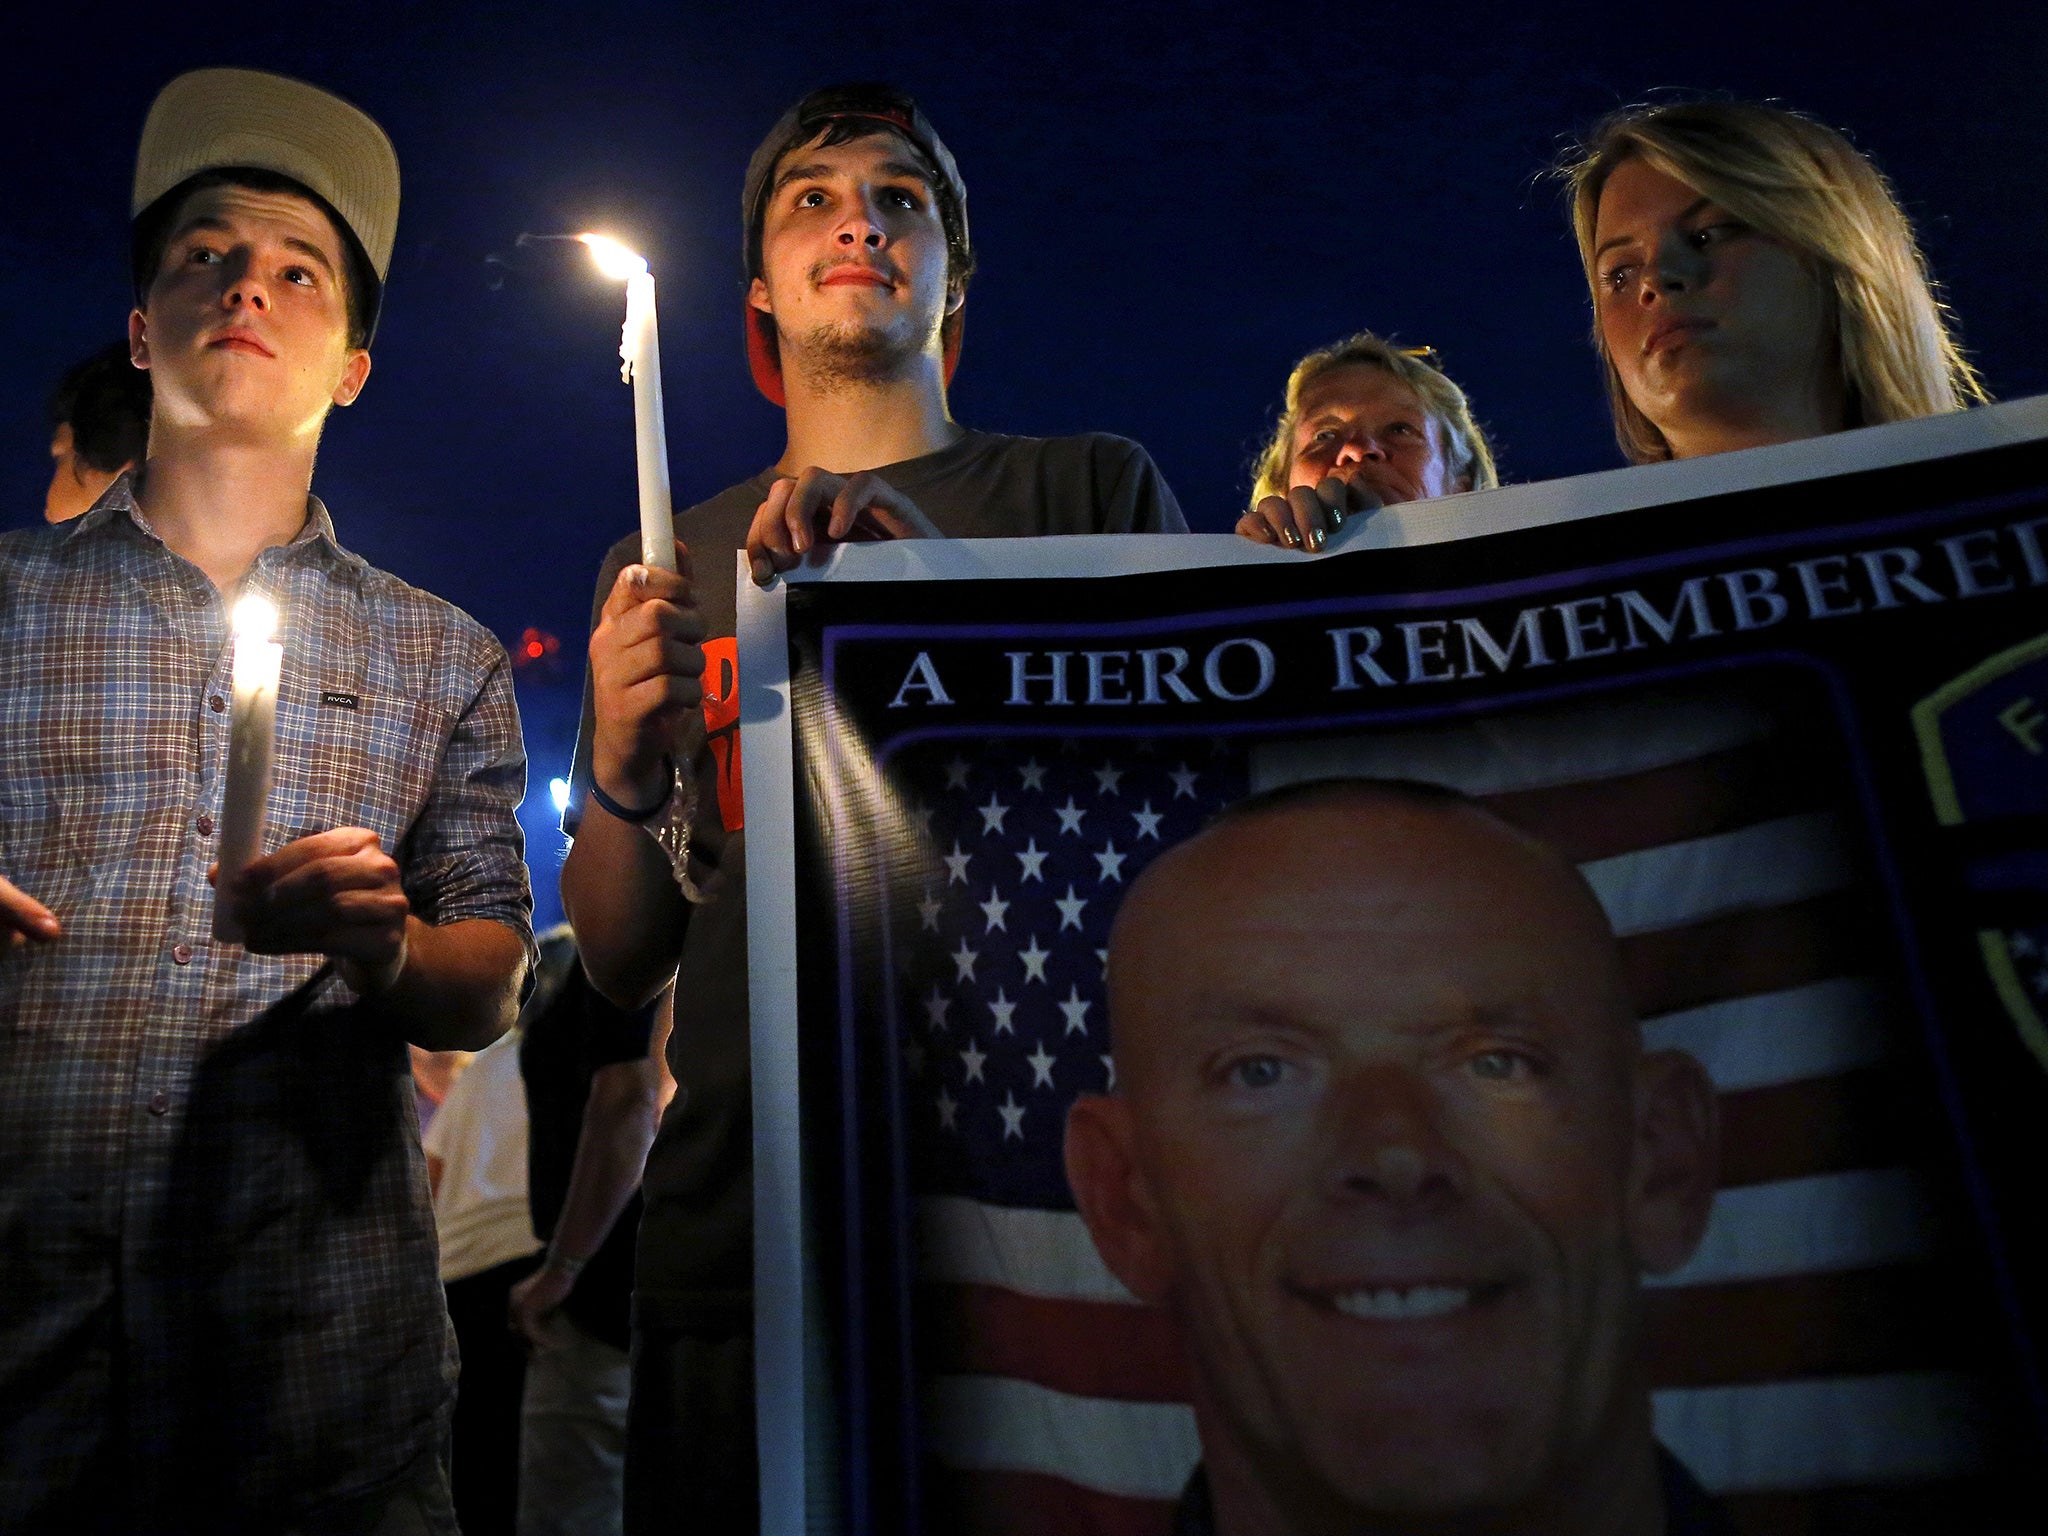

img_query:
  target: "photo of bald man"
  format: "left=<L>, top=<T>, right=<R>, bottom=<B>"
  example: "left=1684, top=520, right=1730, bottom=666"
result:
left=1063, top=779, right=1727, bottom=1536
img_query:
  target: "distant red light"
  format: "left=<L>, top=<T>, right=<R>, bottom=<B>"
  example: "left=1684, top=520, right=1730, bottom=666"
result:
left=515, top=626, right=563, bottom=668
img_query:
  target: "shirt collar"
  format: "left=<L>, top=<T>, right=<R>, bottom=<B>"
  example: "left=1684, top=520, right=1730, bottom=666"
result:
left=58, top=469, right=362, bottom=574
left=1170, top=1465, right=1215, bottom=1536
left=1658, top=1445, right=1736, bottom=1536
left=291, top=495, right=358, bottom=569
left=58, top=468, right=143, bottom=544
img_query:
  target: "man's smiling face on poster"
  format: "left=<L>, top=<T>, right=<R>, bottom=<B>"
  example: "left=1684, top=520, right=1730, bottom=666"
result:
left=1064, top=783, right=1719, bottom=1527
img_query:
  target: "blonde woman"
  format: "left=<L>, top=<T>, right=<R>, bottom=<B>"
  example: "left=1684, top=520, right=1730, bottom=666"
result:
left=1563, top=98, right=1987, bottom=463
left=1237, top=332, right=1498, bottom=550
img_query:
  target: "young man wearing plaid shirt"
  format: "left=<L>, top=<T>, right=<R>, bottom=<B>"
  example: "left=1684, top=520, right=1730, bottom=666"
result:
left=0, top=70, right=531, bottom=1533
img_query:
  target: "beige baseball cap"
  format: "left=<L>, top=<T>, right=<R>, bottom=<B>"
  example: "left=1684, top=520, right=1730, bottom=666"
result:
left=132, top=68, right=399, bottom=333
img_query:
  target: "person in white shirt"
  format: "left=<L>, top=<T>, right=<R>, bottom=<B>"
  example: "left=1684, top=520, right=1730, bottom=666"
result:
left=426, top=1029, right=542, bottom=1534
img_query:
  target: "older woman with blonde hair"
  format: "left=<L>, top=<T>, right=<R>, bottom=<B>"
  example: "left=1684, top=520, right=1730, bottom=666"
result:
left=1237, top=332, right=1498, bottom=550
left=1562, top=98, right=1987, bottom=463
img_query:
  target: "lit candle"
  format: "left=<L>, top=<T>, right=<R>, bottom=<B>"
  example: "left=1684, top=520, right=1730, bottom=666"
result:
left=213, top=593, right=283, bottom=943
left=581, top=233, right=676, bottom=573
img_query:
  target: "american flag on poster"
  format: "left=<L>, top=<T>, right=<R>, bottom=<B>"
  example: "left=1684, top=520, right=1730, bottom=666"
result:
left=889, top=735, right=1238, bottom=1535
left=893, top=737, right=1244, bottom=1206
left=884, top=684, right=1995, bottom=1536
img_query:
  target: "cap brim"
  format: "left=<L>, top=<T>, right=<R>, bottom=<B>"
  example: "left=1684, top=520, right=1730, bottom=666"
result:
left=134, top=67, right=399, bottom=281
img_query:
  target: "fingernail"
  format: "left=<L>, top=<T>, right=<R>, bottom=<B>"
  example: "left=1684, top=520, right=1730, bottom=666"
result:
left=629, top=566, right=648, bottom=590
left=1308, top=528, right=1324, bottom=551
left=1282, top=528, right=1301, bottom=548
left=1330, top=507, right=1346, bottom=527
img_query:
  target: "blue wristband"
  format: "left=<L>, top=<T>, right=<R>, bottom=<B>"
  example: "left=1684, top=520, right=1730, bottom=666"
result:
left=589, top=757, right=673, bottom=823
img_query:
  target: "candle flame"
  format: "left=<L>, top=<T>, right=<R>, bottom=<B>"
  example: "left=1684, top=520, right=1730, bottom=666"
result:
left=580, top=233, right=649, bottom=281
left=231, top=593, right=279, bottom=643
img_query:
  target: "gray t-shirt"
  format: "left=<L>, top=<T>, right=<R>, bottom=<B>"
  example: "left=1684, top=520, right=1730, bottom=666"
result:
left=567, top=429, right=1186, bottom=1326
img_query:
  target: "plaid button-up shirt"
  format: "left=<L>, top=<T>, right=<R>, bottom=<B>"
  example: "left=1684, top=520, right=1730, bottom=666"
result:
left=0, top=478, right=533, bottom=1529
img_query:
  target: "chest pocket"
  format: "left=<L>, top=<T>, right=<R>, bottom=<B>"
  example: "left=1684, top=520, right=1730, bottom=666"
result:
left=266, top=671, right=456, bottom=857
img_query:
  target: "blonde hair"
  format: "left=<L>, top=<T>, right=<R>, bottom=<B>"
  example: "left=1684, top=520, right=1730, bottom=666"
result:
left=1249, top=333, right=1498, bottom=509
left=1562, top=98, right=1988, bottom=464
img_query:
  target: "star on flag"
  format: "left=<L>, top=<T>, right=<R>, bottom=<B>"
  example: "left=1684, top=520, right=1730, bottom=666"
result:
left=886, top=736, right=1245, bottom=1194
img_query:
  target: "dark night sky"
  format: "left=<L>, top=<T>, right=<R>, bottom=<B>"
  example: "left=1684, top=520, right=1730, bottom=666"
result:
left=7, top=2, right=2045, bottom=922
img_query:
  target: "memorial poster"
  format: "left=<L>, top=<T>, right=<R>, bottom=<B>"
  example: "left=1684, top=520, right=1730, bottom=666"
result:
left=739, top=398, right=2048, bottom=1535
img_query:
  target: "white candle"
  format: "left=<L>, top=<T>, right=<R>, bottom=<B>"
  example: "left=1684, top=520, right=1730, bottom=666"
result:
left=213, top=593, right=283, bottom=943
left=582, top=234, right=676, bottom=573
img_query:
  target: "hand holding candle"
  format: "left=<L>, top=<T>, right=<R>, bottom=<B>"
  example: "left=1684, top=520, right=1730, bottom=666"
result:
left=225, top=828, right=411, bottom=991
left=213, top=593, right=282, bottom=943
left=582, top=233, right=677, bottom=573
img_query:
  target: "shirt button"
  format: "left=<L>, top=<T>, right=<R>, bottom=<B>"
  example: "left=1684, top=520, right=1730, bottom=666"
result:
left=148, top=1091, right=171, bottom=1116
left=196, top=813, right=215, bottom=836
left=208, top=695, right=226, bottom=713
left=171, top=943, right=194, bottom=965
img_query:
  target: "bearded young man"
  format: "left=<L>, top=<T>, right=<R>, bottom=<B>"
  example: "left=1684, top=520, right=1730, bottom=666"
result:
left=0, top=69, right=530, bottom=1534
left=559, top=82, right=1186, bottom=1534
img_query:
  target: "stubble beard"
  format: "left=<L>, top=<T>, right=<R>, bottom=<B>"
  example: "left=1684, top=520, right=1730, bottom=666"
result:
left=785, top=316, right=931, bottom=395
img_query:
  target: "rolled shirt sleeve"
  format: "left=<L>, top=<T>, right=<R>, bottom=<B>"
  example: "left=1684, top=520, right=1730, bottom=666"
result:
left=399, top=645, right=533, bottom=947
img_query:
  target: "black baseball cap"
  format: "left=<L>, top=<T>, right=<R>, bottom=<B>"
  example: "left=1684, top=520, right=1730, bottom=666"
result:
left=741, top=83, right=972, bottom=404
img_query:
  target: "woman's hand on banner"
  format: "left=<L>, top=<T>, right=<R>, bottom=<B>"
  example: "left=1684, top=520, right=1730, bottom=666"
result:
left=748, top=467, right=943, bottom=586
left=590, top=543, right=705, bottom=811
left=1236, top=476, right=1382, bottom=552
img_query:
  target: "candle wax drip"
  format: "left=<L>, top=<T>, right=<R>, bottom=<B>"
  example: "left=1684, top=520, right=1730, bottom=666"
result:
left=620, top=274, right=652, bottom=384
